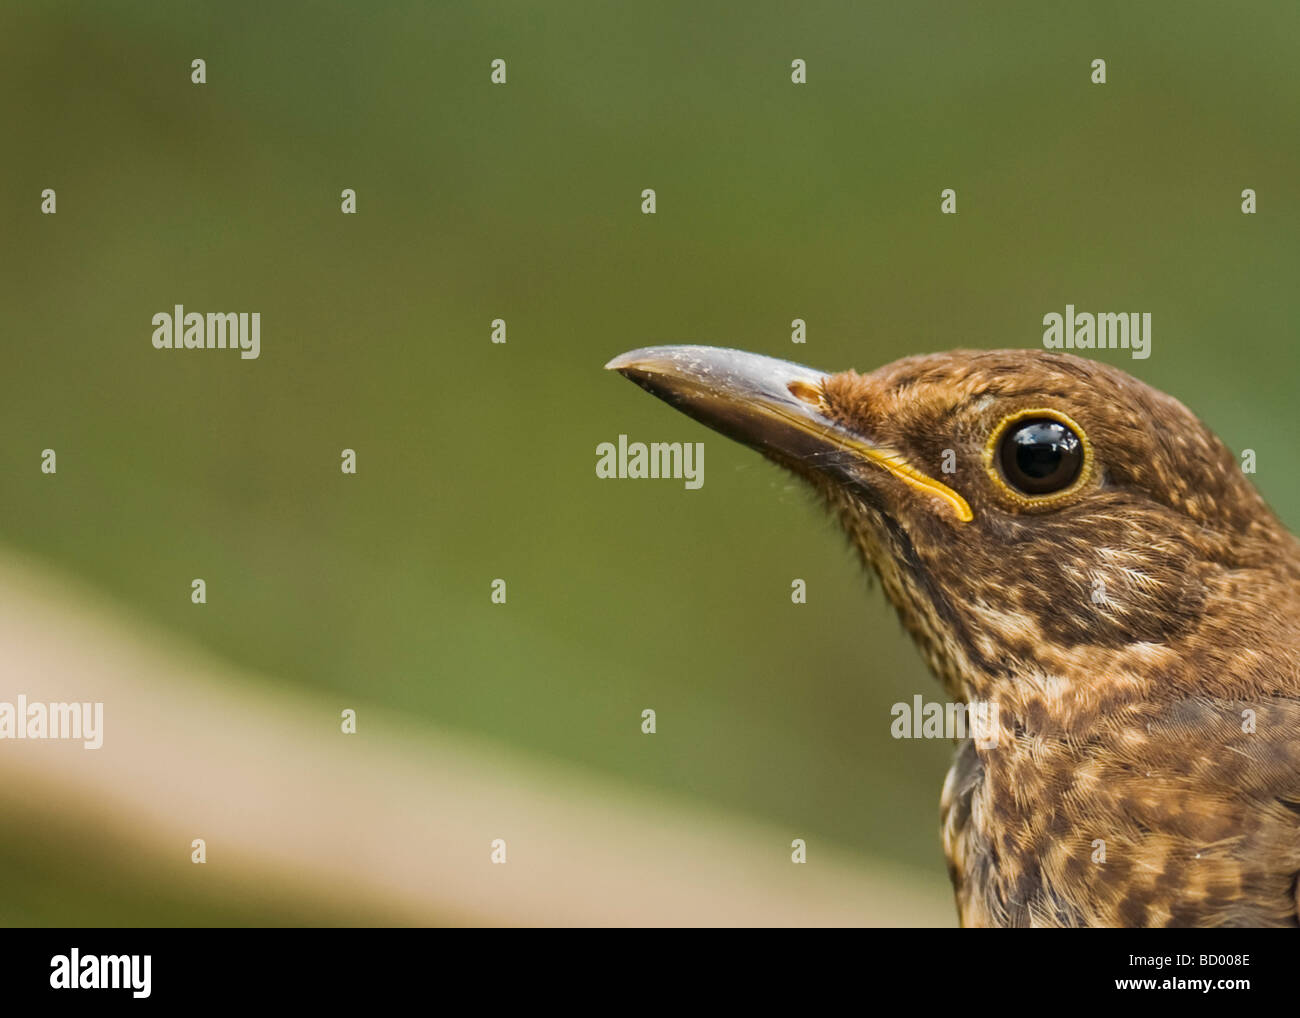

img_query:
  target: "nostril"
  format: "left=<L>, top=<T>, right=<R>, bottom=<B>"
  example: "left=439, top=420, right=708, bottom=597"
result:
left=787, top=379, right=823, bottom=407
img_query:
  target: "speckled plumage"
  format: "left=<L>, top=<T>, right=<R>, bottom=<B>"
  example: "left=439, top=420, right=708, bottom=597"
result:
left=812, top=351, right=1300, bottom=927
left=609, top=346, right=1300, bottom=927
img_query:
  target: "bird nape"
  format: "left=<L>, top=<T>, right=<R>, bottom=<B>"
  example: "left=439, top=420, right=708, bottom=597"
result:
left=606, top=345, right=1300, bottom=928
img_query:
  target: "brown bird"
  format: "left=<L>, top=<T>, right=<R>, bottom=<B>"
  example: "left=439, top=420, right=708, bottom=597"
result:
left=607, top=345, right=1300, bottom=927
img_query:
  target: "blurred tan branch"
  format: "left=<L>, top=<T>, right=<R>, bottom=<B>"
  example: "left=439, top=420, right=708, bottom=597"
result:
left=0, top=546, right=953, bottom=927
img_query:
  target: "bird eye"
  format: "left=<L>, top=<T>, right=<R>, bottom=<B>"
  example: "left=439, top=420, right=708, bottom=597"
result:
left=989, top=412, right=1088, bottom=500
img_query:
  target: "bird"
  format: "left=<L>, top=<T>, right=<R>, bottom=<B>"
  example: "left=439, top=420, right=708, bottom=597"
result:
left=606, top=344, right=1300, bottom=927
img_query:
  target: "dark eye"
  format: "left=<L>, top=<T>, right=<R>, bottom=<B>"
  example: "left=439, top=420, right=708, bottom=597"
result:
left=997, top=418, right=1084, bottom=495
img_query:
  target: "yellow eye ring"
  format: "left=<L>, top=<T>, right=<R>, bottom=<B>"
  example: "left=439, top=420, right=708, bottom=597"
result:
left=983, top=407, right=1094, bottom=510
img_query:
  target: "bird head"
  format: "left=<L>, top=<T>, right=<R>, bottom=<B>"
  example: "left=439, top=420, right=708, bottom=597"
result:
left=606, top=346, right=1298, bottom=712
left=609, top=345, right=1300, bottom=926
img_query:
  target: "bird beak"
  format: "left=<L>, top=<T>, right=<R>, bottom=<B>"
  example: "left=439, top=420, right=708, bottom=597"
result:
left=605, top=345, right=972, bottom=523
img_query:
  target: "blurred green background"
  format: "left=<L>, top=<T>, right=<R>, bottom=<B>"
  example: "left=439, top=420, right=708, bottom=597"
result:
left=2, top=0, right=1297, bottom=924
